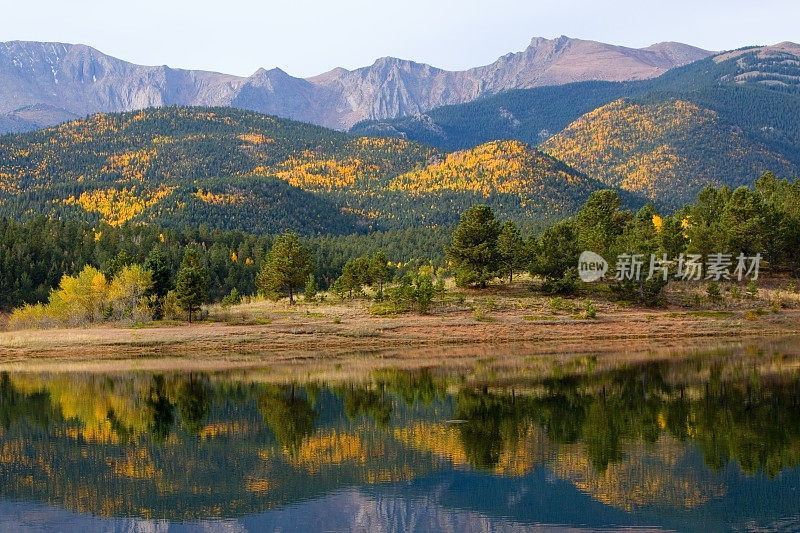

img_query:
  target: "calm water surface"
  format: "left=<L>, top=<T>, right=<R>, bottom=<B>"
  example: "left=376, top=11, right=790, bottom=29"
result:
left=2, top=339, right=800, bottom=532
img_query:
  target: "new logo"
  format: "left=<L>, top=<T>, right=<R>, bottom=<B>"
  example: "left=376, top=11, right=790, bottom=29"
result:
left=578, top=251, right=608, bottom=282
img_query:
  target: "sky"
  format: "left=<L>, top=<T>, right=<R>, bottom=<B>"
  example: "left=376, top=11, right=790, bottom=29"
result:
left=2, top=0, right=798, bottom=78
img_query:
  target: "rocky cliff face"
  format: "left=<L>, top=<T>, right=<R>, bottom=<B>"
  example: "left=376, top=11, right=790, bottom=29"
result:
left=0, top=37, right=712, bottom=132
left=0, top=41, right=243, bottom=128
left=469, top=36, right=712, bottom=90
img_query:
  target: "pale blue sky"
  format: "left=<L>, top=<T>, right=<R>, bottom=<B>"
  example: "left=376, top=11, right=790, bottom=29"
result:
left=2, top=0, right=798, bottom=77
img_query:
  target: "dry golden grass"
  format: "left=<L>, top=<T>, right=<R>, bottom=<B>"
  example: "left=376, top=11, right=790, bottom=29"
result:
left=2, top=277, right=800, bottom=380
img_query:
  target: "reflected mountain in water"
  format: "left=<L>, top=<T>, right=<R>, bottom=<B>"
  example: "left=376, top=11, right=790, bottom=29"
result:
left=1, top=342, right=800, bottom=531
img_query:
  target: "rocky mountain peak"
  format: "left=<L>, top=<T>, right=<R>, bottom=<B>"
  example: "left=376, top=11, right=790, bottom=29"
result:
left=0, top=37, right=714, bottom=132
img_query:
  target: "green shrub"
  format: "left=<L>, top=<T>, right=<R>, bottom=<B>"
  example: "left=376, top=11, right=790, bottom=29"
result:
left=692, top=292, right=703, bottom=307
left=541, top=269, right=579, bottom=295
left=473, top=307, right=493, bottom=322
left=369, top=302, right=404, bottom=316
left=706, top=282, right=722, bottom=301
left=746, top=280, right=759, bottom=299
left=548, top=296, right=563, bottom=311
left=746, top=309, right=766, bottom=320
left=581, top=300, right=597, bottom=319
left=304, top=274, right=318, bottom=302
left=611, top=277, right=667, bottom=307
left=221, top=288, right=242, bottom=308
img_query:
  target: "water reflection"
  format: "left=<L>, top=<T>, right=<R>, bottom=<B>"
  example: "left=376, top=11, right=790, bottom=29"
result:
left=1, top=343, right=800, bottom=531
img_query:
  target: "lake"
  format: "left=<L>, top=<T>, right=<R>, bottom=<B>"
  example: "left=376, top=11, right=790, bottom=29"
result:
left=1, top=337, right=800, bottom=531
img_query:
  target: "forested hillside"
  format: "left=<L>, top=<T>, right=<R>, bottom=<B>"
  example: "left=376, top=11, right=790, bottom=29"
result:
left=0, top=106, right=618, bottom=231
left=0, top=107, right=439, bottom=233
left=350, top=81, right=646, bottom=151
left=353, top=44, right=800, bottom=152
left=352, top=44, right=800, bottom=206
left=541, top=99, right=797, bottom=205
left=389, top=140, right=613, bottom=218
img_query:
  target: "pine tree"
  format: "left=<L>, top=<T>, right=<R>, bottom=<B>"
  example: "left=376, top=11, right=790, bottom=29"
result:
left=304, top=274, right=318, bottom=302
left=104, top=250, right=132, bottom=281
left=256, top=232, right=313, bottom=304
left=497, top=221, right=525, bottom=283
left=144, top=247, right=172, bottom=319
left=659, top=215, right=688, bottom=258
left=175, top=248, right=208, bottom=323
left=530, top=219, right=580, bottom=283
left=722, top=186, right=765, bottom=255
left=574, top=190, right=625, bottom=256
left=144, top=248, right=172, bottom=298
left=336, top=260, right=361, bottom=299
left=446, top=205, right=500, bottom=288
left=368, top=250, right=390, bottom=299
left=413, top=273, right=434, bottom=314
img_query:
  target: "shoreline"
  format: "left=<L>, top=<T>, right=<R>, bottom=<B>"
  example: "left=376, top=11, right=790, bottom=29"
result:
left=2, top=305, right=800, bottom=375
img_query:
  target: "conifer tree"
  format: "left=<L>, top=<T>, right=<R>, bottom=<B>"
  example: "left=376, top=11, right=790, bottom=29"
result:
left=256, top=232, right=313, bottom=304
left=144, top=247, right=172, bottom=319
left=304, top=274, right=318, bottom=302
left=369, top=250, right=390, bottom=299
left=175, top=248, right=208, bottom=323
left=446, top=205, right=500, bottom=288
left=497, top=221, right=525, bottom=283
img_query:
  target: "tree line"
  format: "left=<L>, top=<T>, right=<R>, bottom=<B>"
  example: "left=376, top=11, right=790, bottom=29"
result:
left=4, top=172, right=800, bottom=327
left=0, top=218, right=450, bottom=312
left=446, top=171, right=800, bottom=302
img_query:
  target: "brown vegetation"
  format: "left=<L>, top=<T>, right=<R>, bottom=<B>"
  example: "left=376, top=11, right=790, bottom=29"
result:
left=2, top=280, right=799, bottom=376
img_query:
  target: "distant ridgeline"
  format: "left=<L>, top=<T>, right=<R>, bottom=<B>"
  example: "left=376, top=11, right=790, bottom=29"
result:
left=354, top=44, right=800, bottom=207
left=0, top=107, right=625, bottom=234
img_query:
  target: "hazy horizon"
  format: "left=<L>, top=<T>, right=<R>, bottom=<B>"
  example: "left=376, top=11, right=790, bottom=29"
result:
left=3, top=0, right=799, bottom=78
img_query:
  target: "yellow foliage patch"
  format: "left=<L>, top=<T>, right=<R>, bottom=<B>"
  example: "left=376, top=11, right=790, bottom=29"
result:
left=237, top=133, right=274, bottom=144
left=552, top=438, right=726, bottom=511
left=266, top=157, right=381, bottom=190
left=199, top=421, right=250, bottom=439
left=393, top=421, right=547, bottom=476
left=244, top=478, right=272, bottom=493
left=0, top=171, right=18, bottom=193
left=194, top=188, right=245, bottom=205
left=64, top=186, right=175, bottom=226
left=353, top=136, right=411, bottom=152
left=393, top=423, right=469, bottom=466
left=652, top=214, right=664, bottom=232
left=55, top=114, right=120, bottom=144
left=102, top=149, right=156, bottom=182
left=111, top=448, right=160, bottom=480
left=390, top=140, right=583, bottom=201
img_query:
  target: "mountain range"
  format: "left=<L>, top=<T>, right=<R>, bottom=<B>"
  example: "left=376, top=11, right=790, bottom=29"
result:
left=0, top=37, right=798, bottom=235
left=0, top=36, right=711, bottom=132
